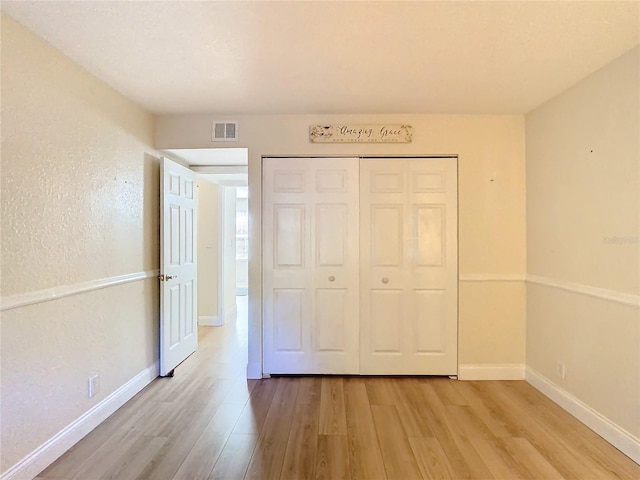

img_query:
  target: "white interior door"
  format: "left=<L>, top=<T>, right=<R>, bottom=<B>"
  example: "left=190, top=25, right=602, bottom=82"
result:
left=160, top=157, right=198, bottom=377
left=263, top=157, right=360, bottom=374
left=360, top=158, right=458, bottom=375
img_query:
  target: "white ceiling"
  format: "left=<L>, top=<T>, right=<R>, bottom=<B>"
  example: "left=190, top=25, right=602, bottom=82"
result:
left=165, top=148, right=249, bottom=166
left=2, top=1, right=638, bottom=115
left=198, top=173, right=248, bottom=187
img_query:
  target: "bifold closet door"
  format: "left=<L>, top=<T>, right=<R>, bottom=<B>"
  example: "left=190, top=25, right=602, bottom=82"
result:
left=360, top=158, right=458, bottom=375
left=263, top=157, right=360, bottom=374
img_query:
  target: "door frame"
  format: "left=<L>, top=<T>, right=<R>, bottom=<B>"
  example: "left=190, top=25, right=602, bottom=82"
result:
left=217, top=185, right=238, bottom=325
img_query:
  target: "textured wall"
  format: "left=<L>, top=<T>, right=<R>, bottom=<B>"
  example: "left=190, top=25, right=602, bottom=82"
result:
left=156, top=113, right=527, bottom=374
left=1, top=14, right=159, bottom=473
left=526, top=47, right=639, bottom=438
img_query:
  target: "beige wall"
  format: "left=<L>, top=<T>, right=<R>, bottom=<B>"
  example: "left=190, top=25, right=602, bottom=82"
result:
left=1, top=14, right=159, bottom=474
left=526, top=47, right=640, bottom=438
left=197, top=180, right=220, bottom=320
left=236, top=197, right=249, bottom=291
left=223, top=187, right=238, bottom=316
left=156, top=113, right=527, bottom=376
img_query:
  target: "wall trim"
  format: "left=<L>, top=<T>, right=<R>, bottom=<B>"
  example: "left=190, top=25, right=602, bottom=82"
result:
left=199, top=315, right=223, bottom=326
left=459, top=273, right=526, bottom=282
left=458, top=364, right=525, bottom=380
left=527, top=274, right=640, bottom=307
left=0, top=362, right=159, bottom=480
left=225, top=305, right=238, bottom=322
left=0, top=270, right=160, bottom=312
left=247, top=362, right=262, bottom=380
left=525, top=366, right=640, bottom=464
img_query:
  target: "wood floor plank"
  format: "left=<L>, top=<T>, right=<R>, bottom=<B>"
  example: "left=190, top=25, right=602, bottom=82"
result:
left=343, top=379, right=387, bottom=480
left=370, top=405, right=422, bottom=480
left=492, top=380, right=637, bottom=480
left=281, top=382, right=321, bottom=479
left=507, top=380, right=640, bottom=480
left=417, top=383, right=479, bottom=479
left=439, top=405, right=495, bottom=480
left=446, top=405, right=529, bottom=480
left=430, top=377, right=468, bottom=406
left=506, top=438, right=565, bottom=480
left=208, top=433, right=258, bottom=480
left=364, top=377, right=396, bottom=406
left=245, top=378, right=299, bottom=480
left=296, top=377, right=322, bottom=405
left=409, top=437, right=458, bottom=480
left=389, top=378, right=436, bottom=438
left=172, top=402, right=246, bottom=480
left=447, top=379, right=511, bottom=438
left=68, top=426, right=144, bottom=480
left=99, top=436, right=166, bottom=480
left=221, top=377, right=259, bottom=405
left=134, top=394, right=223, bottom=480
left=315, top=435, right=351, bottom=480
left=233, top=378, right=279, bottom=435
left=477, top=381, right=618, bottom=480
left=318, top=377, right=347, bottom=435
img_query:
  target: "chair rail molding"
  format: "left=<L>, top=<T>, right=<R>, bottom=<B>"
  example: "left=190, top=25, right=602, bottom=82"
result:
left=459, top=273, right=526, bottom=282
left=1, top=270, right=160, bottom=312
left=527, top=274, right=639, bottom=307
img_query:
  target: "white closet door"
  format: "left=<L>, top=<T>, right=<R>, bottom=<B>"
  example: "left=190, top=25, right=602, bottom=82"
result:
left=263, top=157, right=360, bottom=374
left=360, top=158, right=458, bottom=375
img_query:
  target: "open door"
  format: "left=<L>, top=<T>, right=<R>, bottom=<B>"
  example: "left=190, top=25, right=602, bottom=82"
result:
left=160, top=157, right=198, bottom=377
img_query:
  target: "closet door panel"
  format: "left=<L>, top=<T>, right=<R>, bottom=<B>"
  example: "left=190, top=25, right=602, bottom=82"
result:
left=361, top=158, right=458, bottom=375
left=263, top=157, right=360, bottom=374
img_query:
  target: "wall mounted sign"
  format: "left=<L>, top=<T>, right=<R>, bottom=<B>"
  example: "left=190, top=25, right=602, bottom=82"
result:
left=309, top=124, right=413, bottom=143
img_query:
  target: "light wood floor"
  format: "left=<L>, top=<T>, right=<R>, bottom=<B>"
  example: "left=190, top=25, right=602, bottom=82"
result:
left=37, top=298, right=639, bottom=480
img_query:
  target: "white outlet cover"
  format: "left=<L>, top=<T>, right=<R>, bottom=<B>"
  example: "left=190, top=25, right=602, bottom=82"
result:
left=88, top=374, right=100, bottom=398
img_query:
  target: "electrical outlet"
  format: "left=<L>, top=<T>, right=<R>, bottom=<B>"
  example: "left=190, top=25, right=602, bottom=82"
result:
left=556, top=361, right=566, bottom=380
left=88, top=374, right=100, bottom=398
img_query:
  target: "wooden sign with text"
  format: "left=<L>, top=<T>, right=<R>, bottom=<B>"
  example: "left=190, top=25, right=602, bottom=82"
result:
left=309, top=124, right=413, bottom=143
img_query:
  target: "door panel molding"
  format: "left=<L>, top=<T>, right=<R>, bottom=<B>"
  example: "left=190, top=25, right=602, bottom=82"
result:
left=160, top=157, right=198, bottom=377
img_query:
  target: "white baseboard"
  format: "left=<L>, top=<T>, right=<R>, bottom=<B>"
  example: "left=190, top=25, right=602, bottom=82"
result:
left=199, top=315, right=223, bottom=326
left=246, top=362, right=262, bottom=380
left=1, top=362, right=159, bottom=480
left=458, top=364, right=525, bottom=380
left=525, top=366, right=640, bottom=464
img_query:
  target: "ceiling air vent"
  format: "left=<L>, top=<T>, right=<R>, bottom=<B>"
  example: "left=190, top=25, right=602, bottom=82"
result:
left=212, top=121, right=238, bottom=142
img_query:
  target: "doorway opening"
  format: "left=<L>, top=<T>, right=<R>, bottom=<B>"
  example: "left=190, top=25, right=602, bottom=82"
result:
left=164, top=147, right=249, bottom=377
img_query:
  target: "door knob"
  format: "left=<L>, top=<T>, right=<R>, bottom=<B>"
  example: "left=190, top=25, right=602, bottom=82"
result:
left=159, top=274, right=178, bottom=281
left=328, top=276, right=336, bottom=282
left=381, top=277, right=389, bottom=284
